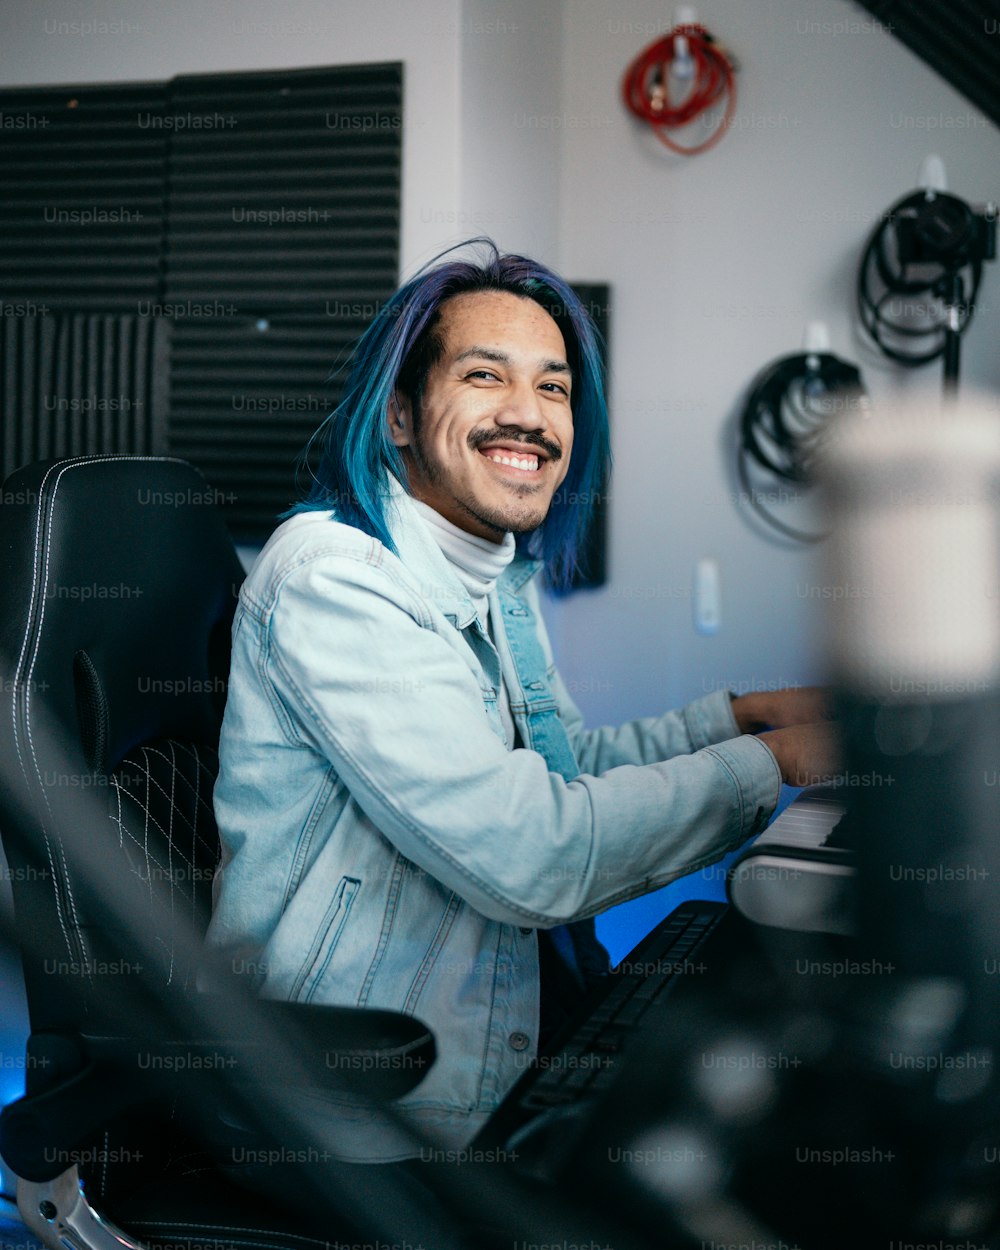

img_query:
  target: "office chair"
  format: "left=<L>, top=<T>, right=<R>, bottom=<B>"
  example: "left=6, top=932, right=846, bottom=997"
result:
left=0, top=455, right=441, bottom=1250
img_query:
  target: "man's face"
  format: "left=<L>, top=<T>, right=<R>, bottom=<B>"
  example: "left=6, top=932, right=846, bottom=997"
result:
left=389, top=290, right=574, bottom=541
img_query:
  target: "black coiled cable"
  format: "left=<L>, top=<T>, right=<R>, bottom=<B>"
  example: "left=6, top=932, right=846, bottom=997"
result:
left=738, top=351, right=866, bottom=543
left=857, top=189, right=991, bottom=366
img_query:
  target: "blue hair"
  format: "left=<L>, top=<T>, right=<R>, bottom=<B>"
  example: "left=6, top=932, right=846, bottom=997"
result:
left=290, top=238, right=610, bottom=591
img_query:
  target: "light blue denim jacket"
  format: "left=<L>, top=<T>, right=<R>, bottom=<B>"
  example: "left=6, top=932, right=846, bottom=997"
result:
left=206, top=479, right=781, bottom=1160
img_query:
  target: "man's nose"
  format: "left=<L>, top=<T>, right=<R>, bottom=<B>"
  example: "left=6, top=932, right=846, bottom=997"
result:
left=494, top=378, right=547, bottom=430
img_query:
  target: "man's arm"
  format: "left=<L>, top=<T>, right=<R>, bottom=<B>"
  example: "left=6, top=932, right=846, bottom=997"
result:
left=551, top=668, right=746, bottom=774
left=264, top=550, right=783, bottom=930
left=528, top=584, right=836, bottom=777
left=526, top=581, right=747, bottom=773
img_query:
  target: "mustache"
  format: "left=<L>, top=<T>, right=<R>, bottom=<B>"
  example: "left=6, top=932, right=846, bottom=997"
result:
left=467, top=427, right=563, bottom=462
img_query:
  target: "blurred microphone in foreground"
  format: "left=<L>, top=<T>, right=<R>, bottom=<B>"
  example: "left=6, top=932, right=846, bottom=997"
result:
left=822, top=389, right=1000, bottom=1043
left=820, top=389, right=1000, bottom=1242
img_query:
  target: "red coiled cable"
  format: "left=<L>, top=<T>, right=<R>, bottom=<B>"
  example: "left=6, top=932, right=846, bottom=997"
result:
left=621, top=24, right=737, bottom=156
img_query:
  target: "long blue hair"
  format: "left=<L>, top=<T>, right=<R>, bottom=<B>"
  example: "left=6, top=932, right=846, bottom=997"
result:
left=291, top=238, right=610, bottom=591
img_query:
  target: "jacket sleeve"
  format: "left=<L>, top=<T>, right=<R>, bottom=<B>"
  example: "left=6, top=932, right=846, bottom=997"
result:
left=263, top=548, right=781, bottom=930
left=523, top=582, right=743, bottom=772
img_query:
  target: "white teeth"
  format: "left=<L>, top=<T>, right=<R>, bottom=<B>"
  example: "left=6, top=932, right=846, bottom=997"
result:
left=484, top=451, right=539, bottom=471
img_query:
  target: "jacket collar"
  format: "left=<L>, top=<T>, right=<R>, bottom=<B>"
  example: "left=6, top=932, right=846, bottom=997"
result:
left=384, top=476, right=541, bottom=625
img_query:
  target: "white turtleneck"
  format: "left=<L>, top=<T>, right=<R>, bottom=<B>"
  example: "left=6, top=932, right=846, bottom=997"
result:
left=410, top=499, right=519, bottom=747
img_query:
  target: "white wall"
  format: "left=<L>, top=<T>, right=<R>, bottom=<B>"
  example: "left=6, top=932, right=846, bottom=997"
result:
left=457, top=0, right=564, bottom=262
left=543, top=0, right=1000, bottom=724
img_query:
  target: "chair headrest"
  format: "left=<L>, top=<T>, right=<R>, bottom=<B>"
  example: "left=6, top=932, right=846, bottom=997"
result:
left=0, top=455, right=245, bottom=773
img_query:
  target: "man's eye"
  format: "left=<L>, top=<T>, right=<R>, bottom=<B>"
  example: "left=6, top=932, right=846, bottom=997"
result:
left=466, top=369, right=500, bottom=381
left=541, top=381, right=570, bottom=396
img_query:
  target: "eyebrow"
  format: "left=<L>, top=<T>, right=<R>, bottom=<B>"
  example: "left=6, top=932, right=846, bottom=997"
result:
left=455, top=345, right=572, bottom=375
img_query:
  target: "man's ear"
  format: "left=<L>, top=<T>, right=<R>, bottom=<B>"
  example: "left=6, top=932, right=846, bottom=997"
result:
left=387, top=390, right=413, bottom=448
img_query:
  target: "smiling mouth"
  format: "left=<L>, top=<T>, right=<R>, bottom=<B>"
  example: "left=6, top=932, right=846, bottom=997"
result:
left=478, top=448, right=542, bottom=474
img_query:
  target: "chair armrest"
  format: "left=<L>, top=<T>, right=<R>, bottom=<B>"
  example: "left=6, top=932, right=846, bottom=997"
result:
left=0, top=1003, right=434, bottom=1183
left=83, top=999, right=434, bottom=1100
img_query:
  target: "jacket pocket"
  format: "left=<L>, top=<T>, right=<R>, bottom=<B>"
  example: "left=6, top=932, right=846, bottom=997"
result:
left=290, top=875, right=361, bottom=1002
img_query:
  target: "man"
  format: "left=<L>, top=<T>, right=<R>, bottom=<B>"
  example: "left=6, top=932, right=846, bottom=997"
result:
left=206, top=241, right=836, bottom=1163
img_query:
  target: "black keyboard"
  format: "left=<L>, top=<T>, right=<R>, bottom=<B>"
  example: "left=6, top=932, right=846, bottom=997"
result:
left=480, top=900, right=727, bottom=1158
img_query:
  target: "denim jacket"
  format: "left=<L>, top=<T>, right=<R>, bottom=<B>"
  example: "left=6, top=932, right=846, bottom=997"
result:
left=206, top=479, right=781, bottom=1160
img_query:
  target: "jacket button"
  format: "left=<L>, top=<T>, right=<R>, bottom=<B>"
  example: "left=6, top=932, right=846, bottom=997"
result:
left=508, top=1031, right=530, bottom=1051
left=518, top=927, right=532, bottom=936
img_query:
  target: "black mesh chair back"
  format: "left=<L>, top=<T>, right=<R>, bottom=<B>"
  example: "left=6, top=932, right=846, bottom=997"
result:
left=0, top=455, right=244, bottom=1216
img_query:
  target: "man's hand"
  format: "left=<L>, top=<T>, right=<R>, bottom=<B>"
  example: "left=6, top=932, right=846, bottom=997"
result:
left=758, top=722, right=841, bottom=788
left=731, top=686, right=832, bottom=735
